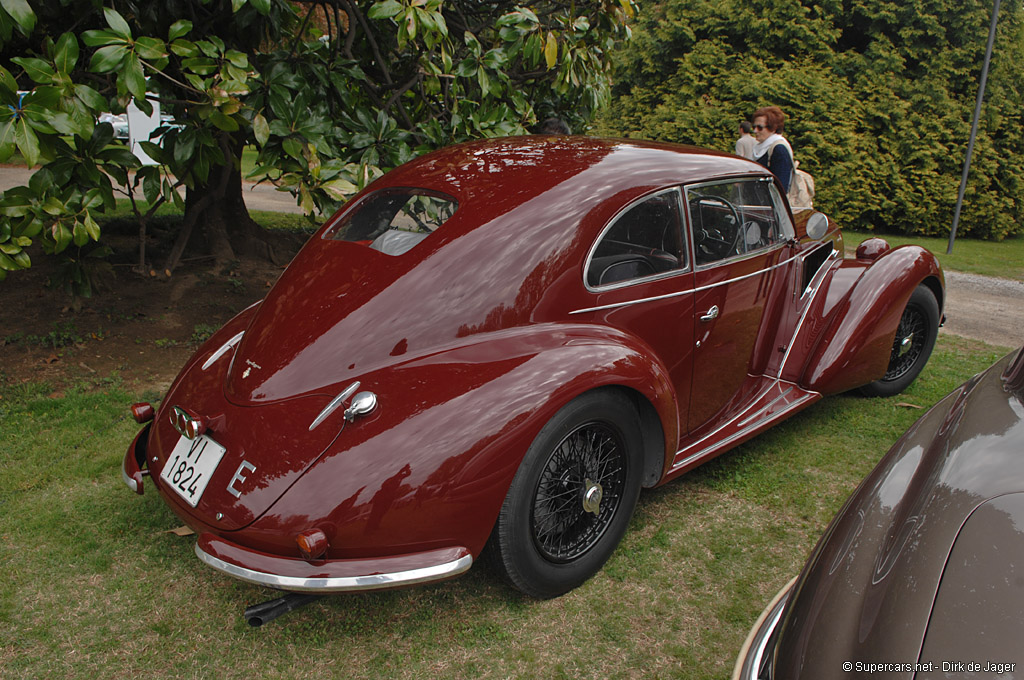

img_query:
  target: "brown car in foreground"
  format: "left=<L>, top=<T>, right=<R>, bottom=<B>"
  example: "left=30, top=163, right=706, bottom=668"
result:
left=734, top=346, right=1024, bottom=680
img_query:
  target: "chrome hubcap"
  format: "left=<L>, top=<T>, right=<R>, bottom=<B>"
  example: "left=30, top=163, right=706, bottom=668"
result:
left=582, top=479, right=603, bottom=516
left=898, top=332, right=915, bottom=358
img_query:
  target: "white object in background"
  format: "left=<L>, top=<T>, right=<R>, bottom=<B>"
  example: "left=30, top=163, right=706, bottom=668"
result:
left=127, top=99, right=161, bottom=165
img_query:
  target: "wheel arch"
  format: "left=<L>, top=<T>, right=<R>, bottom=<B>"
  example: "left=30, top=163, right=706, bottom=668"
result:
left=919, top=273, right=945, bottom=316
left=597, top=384, right=668, bottom=489
left=798, top=245, right=943, bottom=395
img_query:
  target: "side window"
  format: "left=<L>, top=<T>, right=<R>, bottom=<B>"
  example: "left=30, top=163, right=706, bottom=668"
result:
left=587, top=189, right=687, bottom=288
left=324, top=189, right=458, bottom=256
left=687, top=178, right=785, bottom=267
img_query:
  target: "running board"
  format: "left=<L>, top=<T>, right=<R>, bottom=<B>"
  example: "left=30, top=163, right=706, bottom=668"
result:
left=666, top=379, right=821, bottom=481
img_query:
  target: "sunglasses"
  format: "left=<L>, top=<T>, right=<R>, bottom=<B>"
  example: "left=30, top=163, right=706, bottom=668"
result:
left=752, top=124, right=767, bottom=131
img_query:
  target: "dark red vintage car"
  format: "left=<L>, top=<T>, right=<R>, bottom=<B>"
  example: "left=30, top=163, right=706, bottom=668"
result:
left=123, top=137, right=943, bottom=614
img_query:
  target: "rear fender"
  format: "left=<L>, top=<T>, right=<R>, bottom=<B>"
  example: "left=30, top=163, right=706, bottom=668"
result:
left=795, top=245, right=942, bottom=395
left=240, top=323, right=678, bottom=560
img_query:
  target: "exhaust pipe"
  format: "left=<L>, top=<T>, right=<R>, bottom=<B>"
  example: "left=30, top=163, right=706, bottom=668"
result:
left=244, top=593, right=323, bottom=627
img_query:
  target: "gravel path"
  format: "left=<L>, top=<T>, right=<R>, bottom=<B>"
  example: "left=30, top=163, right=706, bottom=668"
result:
left=0, top=165, right=306, bottom=214
left=941, top=270, right=1024, bottom=349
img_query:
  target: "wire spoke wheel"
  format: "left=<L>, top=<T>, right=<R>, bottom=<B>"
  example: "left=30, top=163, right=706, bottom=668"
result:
left=884, top=300, right=928, bottom=381
left=532, top=422, right=626, bottom=562
left=859, top=285, right=940, bottom=398
left=487, top=390, right=643, bottom=598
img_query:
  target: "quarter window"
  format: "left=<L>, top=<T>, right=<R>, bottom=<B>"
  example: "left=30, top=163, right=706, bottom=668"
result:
left=325, top=189, right=458, bottom=256
left=587, top=189, right=687, bottom=288
left=687, top=179, right=788, bottom=266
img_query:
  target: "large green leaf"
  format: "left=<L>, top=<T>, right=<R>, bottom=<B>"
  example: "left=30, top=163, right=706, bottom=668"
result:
left=134, top=37, right=168, bottom=61
left=14, top=118, right=40, bottom=166
left=122, top=52, right=146, bottom=100
left=253, top=112, right=270, bottom=146
left=11, top=58, right=56, bottom=84
left=103, top=7, right=132, bottom=39
left=168, top=20, right=192, bottom=41
left=53, top=33, right=80, bottom=74
left=89, top=44, right=128, bottom=72
left=0, top=118, right=16, bottom=163
left=0, top=0, right=35, bottom=32
left=368, top=1, right=402, bottom=20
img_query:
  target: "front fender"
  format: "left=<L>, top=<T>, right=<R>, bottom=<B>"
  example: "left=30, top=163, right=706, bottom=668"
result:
left=798, top=244, right=943, bottom=395
left=238, top=323, right=678, bottom=561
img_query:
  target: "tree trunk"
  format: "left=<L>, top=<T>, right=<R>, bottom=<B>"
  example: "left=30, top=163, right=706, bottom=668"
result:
left=163, top=134, right=265, bottom=274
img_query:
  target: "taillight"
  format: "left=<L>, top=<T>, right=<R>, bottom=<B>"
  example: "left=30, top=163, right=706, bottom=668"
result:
left=131, top=402, right=155, bottom=423
left=171, top=406, right=207, bottom=439
left=296, top=529, right=329, bottom=561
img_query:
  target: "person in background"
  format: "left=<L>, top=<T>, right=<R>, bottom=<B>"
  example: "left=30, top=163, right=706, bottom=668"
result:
left=734, top=120, right=756, bottom=159
left=751, top=106, right=794, bottom=192
left=537, top=118, right=571, bottom=135
left=789, top=160, right=815, bottom=209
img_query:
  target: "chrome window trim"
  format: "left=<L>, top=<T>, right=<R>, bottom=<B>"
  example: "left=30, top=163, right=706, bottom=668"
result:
left=769, top=182, right=797, bottom=240
left=583, top=187, right=690, bottom=293
left=694, top=239, right=787, bottom=272
left=195, top=543, right=473, bottom=593
left=570, top=252, right=801, bottom=315
left=685, top=176, right=787, bottom=270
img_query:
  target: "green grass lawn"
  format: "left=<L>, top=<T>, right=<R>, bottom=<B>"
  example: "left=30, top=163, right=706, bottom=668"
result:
left=0, top=334, right=1010, bottom=679
left=845, top=230, right=1024, bottom=281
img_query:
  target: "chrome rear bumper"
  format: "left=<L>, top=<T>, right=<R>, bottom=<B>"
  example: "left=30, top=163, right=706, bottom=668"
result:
left=195, top=533, right=473, bottom=593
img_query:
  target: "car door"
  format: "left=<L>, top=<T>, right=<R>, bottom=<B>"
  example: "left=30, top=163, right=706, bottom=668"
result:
left=684, top=177, right=794, bottom=434
left=582, top=188, right=696, bottom=429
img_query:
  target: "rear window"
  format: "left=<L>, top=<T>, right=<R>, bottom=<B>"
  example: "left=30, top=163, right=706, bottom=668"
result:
left=325, top=189, right=458, bottom=256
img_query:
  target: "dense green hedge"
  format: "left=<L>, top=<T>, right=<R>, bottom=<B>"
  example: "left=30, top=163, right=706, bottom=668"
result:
left=596, top=0, right=1024, bottom=240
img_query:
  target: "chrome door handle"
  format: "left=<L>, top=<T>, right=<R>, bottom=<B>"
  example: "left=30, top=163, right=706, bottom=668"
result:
left=700, top=305, right=719, bottom=322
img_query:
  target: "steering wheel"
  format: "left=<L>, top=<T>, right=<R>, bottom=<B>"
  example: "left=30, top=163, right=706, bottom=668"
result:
left=691, top=194, right=743, bottom=259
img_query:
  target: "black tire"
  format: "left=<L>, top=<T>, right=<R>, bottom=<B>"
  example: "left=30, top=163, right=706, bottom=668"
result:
left=859, top=285, right=940, bottom=397
left=486, top=390, right=643, bottom=598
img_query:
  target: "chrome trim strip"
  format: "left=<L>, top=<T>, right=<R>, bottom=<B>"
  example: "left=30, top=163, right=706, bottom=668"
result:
left=736, top=386, right=794, bottom=429
left=749, top=597, right=786, bottom=680
left=693, top=240, right=787, bottom=273
left=669, top=379, right=818, bottom=473
left=202, top=331, right=245, bottom=370
left=571, top=252, right=801, bottom=315
left=799, top=245, right=838, bottom=300
left=194, top=543, right=474, bottom=593
left=308, top=381, right=360, bottom=431
left=777, top=249, right=838, bottom=378
left=732, top=577, right=796, bottom=680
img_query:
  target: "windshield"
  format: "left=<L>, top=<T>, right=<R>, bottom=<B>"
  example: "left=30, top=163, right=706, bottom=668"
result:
left=325, top=189, right=458, bottom=256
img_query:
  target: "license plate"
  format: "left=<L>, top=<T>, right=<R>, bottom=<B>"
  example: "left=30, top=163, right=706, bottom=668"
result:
left=160, top=434, right=227, bottom=507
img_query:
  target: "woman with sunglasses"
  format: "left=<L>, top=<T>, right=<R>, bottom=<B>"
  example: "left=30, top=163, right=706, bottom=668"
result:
left=751, top=106, right=795, bottom=192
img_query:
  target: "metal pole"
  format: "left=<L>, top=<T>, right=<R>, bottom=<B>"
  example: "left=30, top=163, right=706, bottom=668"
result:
left=948, top=0, right=1001, bottom=254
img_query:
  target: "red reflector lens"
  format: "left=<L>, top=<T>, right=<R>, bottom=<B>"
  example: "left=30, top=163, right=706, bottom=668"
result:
left=131, top=402, right=155, bottom=423
left=296, top=529, right=329, bottom=561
